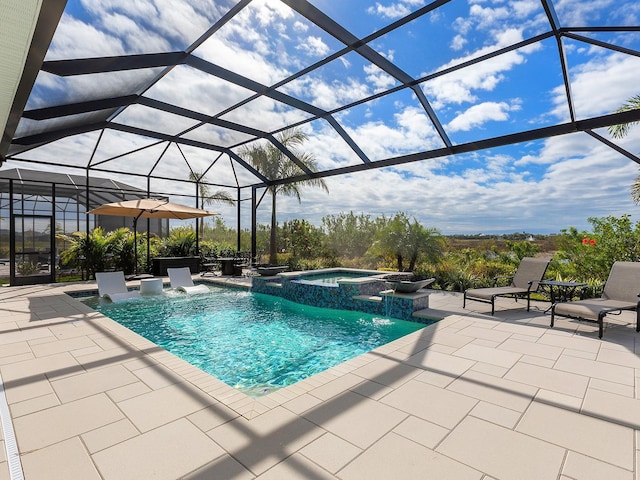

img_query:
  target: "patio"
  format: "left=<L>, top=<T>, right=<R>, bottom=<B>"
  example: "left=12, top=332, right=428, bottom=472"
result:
left=0, top=279, right=638, bottom=479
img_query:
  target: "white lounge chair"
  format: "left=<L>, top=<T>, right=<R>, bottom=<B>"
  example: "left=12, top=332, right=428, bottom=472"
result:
left=95, top=271, right=142, bottom=302
left=168, top=267, right=210, bottom=294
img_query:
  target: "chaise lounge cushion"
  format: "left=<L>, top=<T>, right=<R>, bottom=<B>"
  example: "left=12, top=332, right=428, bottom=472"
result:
left=463, top=286, right=530, bottom=301
left=553, top=298, right=637, bottom=322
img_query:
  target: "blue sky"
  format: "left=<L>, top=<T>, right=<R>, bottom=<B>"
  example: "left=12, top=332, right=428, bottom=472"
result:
left=6, top=0, right=640, bottom=234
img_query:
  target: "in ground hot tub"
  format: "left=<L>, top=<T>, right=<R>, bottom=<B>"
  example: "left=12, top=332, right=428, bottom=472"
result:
left=251, top=268, right=434, bottom=322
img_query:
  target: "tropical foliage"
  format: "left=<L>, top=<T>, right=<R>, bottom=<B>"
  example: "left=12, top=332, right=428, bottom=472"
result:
left=367, top=213, right=445, bottom=272
left=56, top=227, right=140, bottom=278
left=608, top=94, right=640, bottom=140
left=553, top=215, right=640, bottom=281
left=156, top=227, right=198, bottom=257
left=54, top=211, right=638, bottom=298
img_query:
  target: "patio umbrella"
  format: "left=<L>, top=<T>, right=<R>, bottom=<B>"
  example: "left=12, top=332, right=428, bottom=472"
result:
left=87, top=198, right=218, bottom=273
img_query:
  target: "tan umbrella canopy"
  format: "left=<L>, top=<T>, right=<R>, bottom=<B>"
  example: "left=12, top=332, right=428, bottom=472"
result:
left=87, top=198, right=218, bottom=220
left=88, top=198, right=218, bottom=273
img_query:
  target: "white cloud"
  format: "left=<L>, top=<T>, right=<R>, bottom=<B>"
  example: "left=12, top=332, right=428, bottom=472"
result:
left=46, top=14, right=126, bottom=59
left=469, top=4, right=511, bottom=28
left=363, top=64, right=397, bottom=93
left=293, top=21, right=308, bottom=32
left=511, top=0, right=540, bottom=17
left=282, top=75, right=372, bottom=111
left=554, top=0, right=616, bottom=25
left=296, top=36, right=330, bottom=57
left=367, top=0, right=427, bottom=18
left=367, top=3, right=411, bottom=19
left=250, top=0, right=294, bottom=26
left=451, top=34, right=467, bottom=51
left=549, top=53, right=640, bottom=120
left=101, top=13, right=170, bottom=53
left=447, top=101, right=515, bottom=132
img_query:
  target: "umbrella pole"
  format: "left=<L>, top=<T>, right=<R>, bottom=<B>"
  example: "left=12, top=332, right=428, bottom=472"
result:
left=133, top=217, right=138, bottom=275
left=133, top=213, right=145, bottom=275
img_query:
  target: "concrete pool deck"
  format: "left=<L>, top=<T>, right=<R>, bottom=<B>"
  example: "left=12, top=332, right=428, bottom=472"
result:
left=0, top=278, right=639, bottom=479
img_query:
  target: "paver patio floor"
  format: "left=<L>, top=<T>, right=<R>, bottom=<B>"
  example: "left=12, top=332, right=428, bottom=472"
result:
left=0, top=278, right=639, bottom=479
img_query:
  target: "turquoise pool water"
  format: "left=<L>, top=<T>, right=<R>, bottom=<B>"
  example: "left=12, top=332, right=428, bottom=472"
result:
left=83, top=287, right=423, bottom=397
left=295, top=271, right=377, bottom=284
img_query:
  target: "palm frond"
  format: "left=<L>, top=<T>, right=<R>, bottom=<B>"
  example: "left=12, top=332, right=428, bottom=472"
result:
left=608, top=94, right=640, bottom=139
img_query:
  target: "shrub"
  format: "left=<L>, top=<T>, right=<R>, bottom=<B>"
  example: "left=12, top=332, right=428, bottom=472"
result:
left=158, top=227, right=197, bottom=257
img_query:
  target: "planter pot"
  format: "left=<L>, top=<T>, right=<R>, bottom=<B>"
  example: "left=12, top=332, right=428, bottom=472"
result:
left=386, top=278, right=435, bottom=293
left=257, top=266, right=288, bottom=276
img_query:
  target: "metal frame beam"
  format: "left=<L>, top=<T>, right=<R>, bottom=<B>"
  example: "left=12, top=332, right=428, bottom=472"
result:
left=23, top=95, right=138, bottom=120
left=41, top=52, right=188, bottom=76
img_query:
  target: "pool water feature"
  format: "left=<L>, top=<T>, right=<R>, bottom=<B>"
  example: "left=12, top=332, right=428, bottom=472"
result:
left=83, top=287, right=424, bottom=397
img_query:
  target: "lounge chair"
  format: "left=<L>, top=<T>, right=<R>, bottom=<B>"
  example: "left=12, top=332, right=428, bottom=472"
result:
left=551, top=261, right=640, bottom=338
left=463, top=257, right=550, bottom=315
left=168, top=267, right=210, bottom=294
left=96, top=271, right=142, bottom=302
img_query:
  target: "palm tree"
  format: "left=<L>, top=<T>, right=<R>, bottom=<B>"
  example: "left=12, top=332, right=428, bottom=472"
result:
left=238, top=128, right=329, bottom=264
left=609, top=94, right=640, bottom=203
left=368, top=213, right=444, bottom=272
left=188, top=171, right=235, bottom=236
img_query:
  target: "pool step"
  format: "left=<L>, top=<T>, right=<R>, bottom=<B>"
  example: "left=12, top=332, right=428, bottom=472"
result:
left=352, top=294, right=383, bottom=303
left=413, top=308, right=444, bottom=321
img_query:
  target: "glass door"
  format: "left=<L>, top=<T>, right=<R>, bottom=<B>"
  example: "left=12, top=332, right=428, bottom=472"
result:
left=11, top=215, right=55, bottom=285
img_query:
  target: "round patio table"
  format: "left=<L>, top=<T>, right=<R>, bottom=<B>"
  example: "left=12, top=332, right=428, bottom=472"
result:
left=217, top=257, right=240, bottom=276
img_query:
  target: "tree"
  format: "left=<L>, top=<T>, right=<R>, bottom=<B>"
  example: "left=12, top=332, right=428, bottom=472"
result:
left=281, top=219, right=323, bottom=260
left=321, top=211, right=379, bottom=258
left=238, top=128, right=329, bottom=264
left=608, top=95, right=640, bottom=203
left=368, top=212, right=444, bottom=272
left=188, top=170, right=235, bottom=236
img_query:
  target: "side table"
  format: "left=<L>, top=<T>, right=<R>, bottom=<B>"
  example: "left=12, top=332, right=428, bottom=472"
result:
left=140, top=277, right=163, bottom=295
left=539, top=280, right=586, bottom=310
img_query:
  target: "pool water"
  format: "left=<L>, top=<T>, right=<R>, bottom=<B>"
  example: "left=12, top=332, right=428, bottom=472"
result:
left=296, top=271, right=376, bottom=284
left=83, top=287, right=424, bottom=397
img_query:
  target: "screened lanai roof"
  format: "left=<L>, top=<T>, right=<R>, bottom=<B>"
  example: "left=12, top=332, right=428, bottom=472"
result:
left=2, top=0, right=640, bottom=193
left=0, top=168, right=152, bottom=208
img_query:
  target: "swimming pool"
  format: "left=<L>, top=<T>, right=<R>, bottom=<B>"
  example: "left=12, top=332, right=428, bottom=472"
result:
left=83, top=287, right=424, bottom=397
